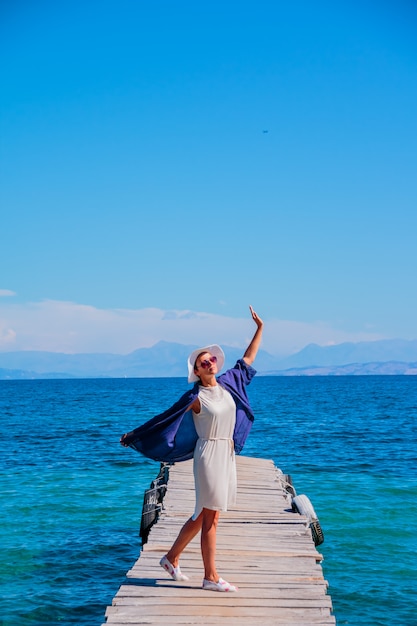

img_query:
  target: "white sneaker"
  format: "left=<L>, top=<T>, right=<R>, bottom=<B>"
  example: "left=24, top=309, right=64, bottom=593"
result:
left=202, top=577, right=238, bottom=592
left=159, top=555, right=190, bottom=581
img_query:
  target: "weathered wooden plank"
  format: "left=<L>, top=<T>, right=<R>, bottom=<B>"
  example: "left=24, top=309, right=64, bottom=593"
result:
left=103, top=618, right=336, bottom=626
left=105, top=605, right=334, bottom=620
left=102, top=456, right=335, bottom=626
left=102, top=620, right=335, bottom=626
left=115, top=585, right=329, bottom=599
left=102, top=616, right=336, bottom=626
left=137, top=561, right=322, bottom=573
left=106, top=587, right=331, bottom=611
left=106, top=602, right=333, bottom=617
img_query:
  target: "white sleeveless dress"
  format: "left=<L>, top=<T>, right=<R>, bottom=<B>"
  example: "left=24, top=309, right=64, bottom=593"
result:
left=191, top=384, right=237, bottom=520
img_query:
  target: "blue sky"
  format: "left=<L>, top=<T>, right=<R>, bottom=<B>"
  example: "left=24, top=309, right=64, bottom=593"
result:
left=1, top=0, right=416, bottom=356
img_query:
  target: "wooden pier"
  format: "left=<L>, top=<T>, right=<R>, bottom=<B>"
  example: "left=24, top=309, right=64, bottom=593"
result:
left=102, top=456, right=335, bottom=625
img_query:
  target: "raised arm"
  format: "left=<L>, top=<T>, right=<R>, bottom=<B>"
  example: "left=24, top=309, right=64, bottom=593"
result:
left=243, top=306, right=264, bottom=365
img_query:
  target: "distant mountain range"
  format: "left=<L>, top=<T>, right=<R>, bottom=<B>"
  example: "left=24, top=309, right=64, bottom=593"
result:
left=276, top=339, right=417, bottom=369
left=0, top=338, right=417, bottom=379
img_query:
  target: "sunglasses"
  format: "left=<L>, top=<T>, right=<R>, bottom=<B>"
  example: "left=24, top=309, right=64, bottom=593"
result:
left=196, top=355, right=218, bottom=369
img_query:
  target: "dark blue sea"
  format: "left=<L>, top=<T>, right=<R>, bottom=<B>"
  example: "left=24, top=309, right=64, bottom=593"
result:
left=1, top=376, right=416, bottom=625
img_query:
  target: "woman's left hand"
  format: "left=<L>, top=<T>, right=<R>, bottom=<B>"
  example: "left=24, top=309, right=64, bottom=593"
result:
left=249, top=305, right=263, bottom=328
left=120, top=432, right=133, bottom=447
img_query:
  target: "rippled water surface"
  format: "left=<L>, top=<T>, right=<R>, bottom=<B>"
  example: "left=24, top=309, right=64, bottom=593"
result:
left=1, top=376, right=416, bottom=625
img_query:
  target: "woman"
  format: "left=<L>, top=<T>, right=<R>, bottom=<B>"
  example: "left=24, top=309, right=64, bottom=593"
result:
left=120, top=306, right=263, bottom=592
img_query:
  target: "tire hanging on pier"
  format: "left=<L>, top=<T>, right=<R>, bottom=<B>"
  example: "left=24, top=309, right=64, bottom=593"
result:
left=292, top=493, right=324, bottom=546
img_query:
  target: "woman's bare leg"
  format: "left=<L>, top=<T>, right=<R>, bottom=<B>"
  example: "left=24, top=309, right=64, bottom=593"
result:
left=201, top=509, right=220, bottom=582
left=165, top=508, right=220, bottom=581
left=165, top=512, right=203, bottom=567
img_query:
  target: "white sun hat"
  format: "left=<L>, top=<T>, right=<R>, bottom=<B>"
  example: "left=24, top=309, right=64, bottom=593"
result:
left=187, top=344, right=225, bottom=383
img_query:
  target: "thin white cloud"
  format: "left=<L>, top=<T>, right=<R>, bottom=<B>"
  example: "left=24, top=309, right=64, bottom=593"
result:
left=0, top=298, right=386, bottom=355
left=0, top=289, right=16, bottom=297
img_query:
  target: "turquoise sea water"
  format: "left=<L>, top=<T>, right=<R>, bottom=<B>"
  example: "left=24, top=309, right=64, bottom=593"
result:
left=1, top=376, right=416, bottom=625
